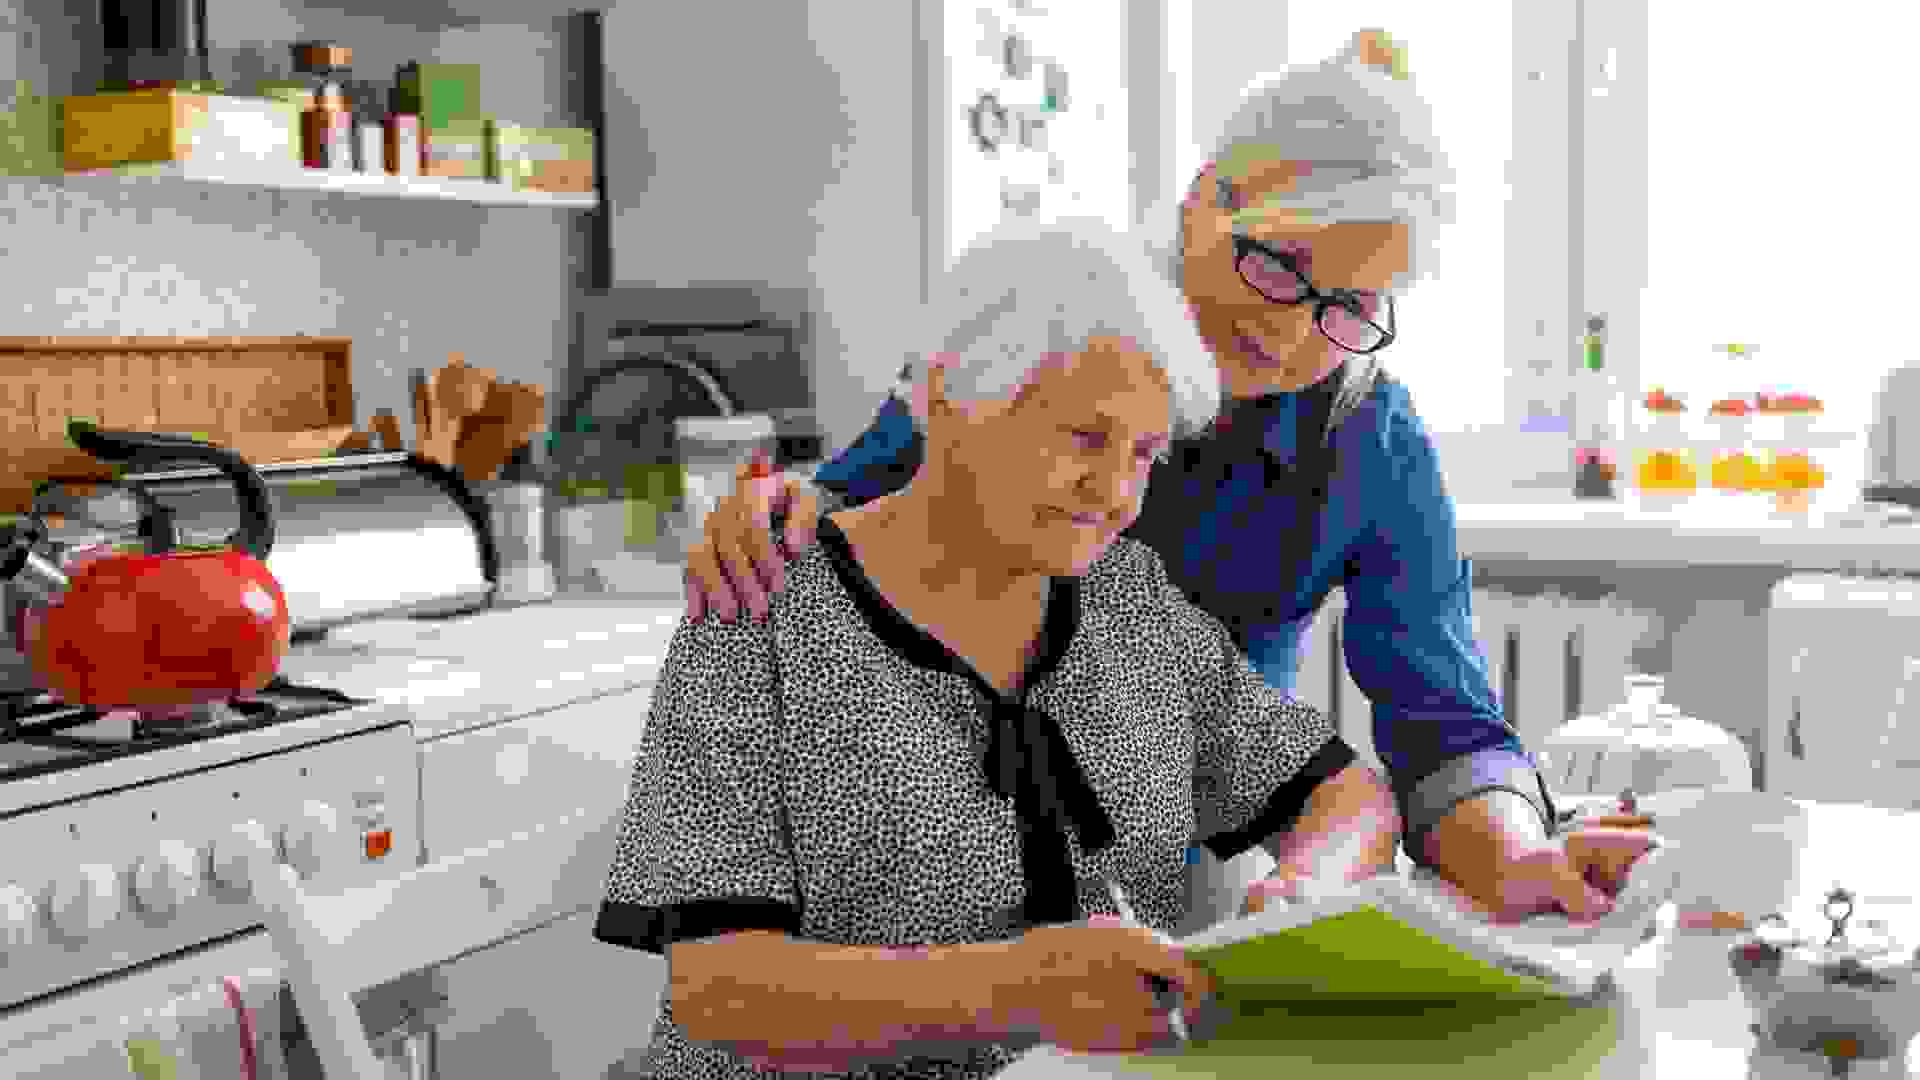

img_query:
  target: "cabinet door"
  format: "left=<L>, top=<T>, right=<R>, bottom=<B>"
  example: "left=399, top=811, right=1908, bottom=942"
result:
left=419, top=688, right=651, bottom=928
left=432, top=908, right=669, bottom=1080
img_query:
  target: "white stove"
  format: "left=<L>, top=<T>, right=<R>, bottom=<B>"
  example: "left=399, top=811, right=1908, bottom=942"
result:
left=0, top=592, right=682, bottom=1076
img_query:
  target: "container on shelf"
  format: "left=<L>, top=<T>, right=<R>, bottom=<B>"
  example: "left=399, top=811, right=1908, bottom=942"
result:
left=0, top=80, right=62, bottom=177
left=393, top=63, right=483, bottom=134
left=384, top=110, right=422, bottom=176
left=491, top=125, right=594, bottom=194
left=62, top=90, right=297, bottom=172
left=421, top=118, right=490, bottom=180
left=300, top=81, right=354, bottom=172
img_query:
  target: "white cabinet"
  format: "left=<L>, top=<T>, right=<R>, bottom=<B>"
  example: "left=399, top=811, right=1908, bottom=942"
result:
left=418, top=688, right=649, bottom=927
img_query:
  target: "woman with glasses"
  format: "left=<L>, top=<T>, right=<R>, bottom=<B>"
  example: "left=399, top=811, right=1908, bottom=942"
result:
left=679, top=30, right=1653, bottom=930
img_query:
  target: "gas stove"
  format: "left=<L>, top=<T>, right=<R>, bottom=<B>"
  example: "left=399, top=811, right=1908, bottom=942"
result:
left=0, top=679, right=369, bottom=785
left=0, top=666, right=419, bottom=1024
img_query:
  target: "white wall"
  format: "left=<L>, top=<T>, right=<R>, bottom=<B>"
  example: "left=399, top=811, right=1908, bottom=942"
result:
left=1187, top=0, right=1288, bottom=163
left=602, top=1, right=921, bottom=454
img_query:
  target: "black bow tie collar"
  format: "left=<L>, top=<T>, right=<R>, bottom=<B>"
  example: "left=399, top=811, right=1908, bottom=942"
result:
left=816, top=520, right=1115, bottom=929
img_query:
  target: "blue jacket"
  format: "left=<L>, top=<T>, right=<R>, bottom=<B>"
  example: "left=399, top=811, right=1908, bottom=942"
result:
left=814, top=372, right=1556, bottom=861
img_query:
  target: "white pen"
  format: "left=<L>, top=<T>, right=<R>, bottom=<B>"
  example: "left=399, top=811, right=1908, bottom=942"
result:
left=1105, top=880, right=1190, bottom=1045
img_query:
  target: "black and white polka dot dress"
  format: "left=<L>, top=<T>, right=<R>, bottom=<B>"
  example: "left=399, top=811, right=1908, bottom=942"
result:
left=595, top=517, right=1353, bottom=1079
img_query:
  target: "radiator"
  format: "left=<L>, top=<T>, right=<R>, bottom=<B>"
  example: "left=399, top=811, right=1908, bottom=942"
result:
left=1295, top=588, right=1659, bottom=766
left=1766, top=574, right=1920, bottom=811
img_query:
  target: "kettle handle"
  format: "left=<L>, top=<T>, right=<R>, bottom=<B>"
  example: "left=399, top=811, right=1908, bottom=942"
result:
left=66, top=421, right=275, bottom=561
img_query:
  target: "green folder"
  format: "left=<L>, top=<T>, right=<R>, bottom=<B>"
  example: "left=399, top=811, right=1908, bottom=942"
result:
left=1110, top=862, right=1679, bottom=1078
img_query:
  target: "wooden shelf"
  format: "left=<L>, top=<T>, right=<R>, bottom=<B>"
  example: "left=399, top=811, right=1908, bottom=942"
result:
left=59, top=160, right=597, bottom=209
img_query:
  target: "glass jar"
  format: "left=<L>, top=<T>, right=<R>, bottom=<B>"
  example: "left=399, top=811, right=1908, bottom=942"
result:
left=674, top=414, right=776, bottom=550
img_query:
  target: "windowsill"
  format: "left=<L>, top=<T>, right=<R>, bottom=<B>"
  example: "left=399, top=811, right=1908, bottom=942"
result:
left=1454, top=495, right=1920, bottom=572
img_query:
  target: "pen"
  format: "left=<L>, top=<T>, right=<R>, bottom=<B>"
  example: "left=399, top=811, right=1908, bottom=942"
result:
left=1105, top=880, right=1190, bottom=1045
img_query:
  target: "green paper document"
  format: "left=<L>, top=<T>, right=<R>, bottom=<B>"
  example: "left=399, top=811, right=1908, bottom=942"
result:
left=1121, top=851, right=1680, bottom=1078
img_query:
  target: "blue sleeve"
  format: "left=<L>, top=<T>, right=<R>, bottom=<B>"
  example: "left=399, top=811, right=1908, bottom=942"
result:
left=1337, top=388, right=1557, bottom=863
left=811, top=395, right=924, bottom=508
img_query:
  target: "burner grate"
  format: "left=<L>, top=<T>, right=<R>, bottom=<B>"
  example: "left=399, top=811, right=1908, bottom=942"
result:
left=0, top=677, right=371, bottom=783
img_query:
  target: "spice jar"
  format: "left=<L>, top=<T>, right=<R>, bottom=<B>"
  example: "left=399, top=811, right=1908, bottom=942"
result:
left=385, top=89, right=422, bottom=176
left=302, top=80, right=354, bottom=171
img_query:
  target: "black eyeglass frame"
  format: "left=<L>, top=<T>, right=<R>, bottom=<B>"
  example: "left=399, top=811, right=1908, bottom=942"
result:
left=1228, top=232, right=1399, bottom=357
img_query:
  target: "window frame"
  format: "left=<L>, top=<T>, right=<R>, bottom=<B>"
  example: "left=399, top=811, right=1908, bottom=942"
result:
left=1506, top=0, right=1647, bottom=433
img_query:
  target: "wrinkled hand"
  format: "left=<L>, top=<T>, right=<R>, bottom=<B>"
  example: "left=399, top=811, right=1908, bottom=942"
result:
left=1242, top=855, right=1396, bottom=916
left=1240, top=788, right=1400, bottom=917
left=682, top=453, right=822, bottom=623
left=1430, top=826, right=1658, bottom=926
left=1006, top=915, right=1215, bottom=1055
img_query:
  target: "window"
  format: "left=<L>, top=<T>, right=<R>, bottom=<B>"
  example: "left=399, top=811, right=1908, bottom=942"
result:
left=1286, top=4, right=1519, bottom=435
left=1640, top=3, right=1920, bottom=437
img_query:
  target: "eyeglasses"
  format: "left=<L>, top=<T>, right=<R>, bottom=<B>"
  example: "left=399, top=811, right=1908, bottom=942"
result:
left=1230, top=233, right=1397, bottom=355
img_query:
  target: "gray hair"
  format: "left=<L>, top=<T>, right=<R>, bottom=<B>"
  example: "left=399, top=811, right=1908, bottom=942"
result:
left=908, top=215, right=1221, bottom=440
left=1142, top=34, right=1456, bottom=296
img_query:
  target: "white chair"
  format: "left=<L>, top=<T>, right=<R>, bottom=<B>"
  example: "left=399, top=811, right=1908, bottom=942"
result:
left=233, top=805, right=612, bottom=1078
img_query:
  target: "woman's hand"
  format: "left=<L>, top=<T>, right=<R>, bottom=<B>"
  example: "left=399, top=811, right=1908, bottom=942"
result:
left=683, top=456, right=823, bottom=623
left=1004, top=916, right=1215, bottom=1055
left=1430, top=826, right=1658, bottom=926
left=1242, top=850, right=1397, bottom=917
left=1241, top=767, right=1401, bottom=917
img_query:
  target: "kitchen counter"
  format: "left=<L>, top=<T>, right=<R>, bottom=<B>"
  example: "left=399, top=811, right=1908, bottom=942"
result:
left=1002, top=799, right=1920, bottom=1080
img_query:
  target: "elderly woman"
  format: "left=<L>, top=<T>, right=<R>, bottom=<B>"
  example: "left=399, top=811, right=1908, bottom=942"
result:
left=593, top=215, right=1369, bottom=1077
left=681, top=30, right=1654, bottom=924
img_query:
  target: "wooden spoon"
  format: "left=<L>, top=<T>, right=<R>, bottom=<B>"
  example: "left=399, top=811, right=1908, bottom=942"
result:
left=456, top=364, right=497, bottom=418
left=371, top=409, right=404, bottom=452
left=426, top=355, right=490, bottom=467
left=409, top=369, right=433, bottom=454
left=455, top=383, right=548, bottom=484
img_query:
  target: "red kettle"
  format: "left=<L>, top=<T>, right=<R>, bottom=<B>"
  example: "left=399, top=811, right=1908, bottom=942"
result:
left=0, top=421, right=291, bottom=709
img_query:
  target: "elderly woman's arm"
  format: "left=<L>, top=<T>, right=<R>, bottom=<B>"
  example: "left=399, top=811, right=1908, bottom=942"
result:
left=668, top=933, right=1035, bottom=1069
left=591, top=614, right=1038, bottom=1068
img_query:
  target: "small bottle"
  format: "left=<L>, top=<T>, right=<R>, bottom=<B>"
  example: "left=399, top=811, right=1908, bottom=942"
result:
left=351, top=81, right=386, bottom=174
left=1574, top=315, right=1619, bottom=500
left=385, top=85, right=422, bottom=177
left=302, top=78, right=354, bottom=171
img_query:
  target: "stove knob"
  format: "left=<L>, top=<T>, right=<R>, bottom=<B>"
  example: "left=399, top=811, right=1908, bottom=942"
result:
left=0, top=883, right=41, bottom=949
left=279, top=801, right=343, bottom=881
left=132, top=843, right=204, bottom=916
left=210, top=836, right=256, bottom=896
left=210, top=821, right=278, bottom=897
left=46, top=864, right=124, bottom=938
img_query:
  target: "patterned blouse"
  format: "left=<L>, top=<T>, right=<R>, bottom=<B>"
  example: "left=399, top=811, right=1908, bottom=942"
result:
left=595, top=517, right=1353, bottom=1079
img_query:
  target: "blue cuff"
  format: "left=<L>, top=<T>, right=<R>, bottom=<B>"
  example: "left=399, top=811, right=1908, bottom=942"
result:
left=1399, top=748, right=1558, bottom=867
